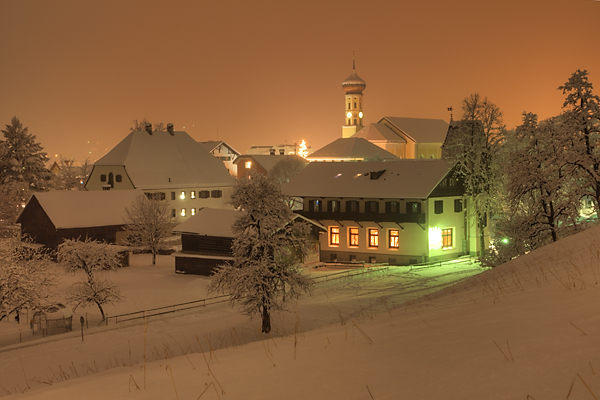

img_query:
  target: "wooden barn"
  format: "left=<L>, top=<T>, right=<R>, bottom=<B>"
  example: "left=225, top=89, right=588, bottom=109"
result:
left=172, top=208, right=325, bottom=276
left=16, top=189, right=143, bottom=248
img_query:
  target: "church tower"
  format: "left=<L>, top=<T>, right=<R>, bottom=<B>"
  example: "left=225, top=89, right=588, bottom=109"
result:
left=341, top=57, right=366, bottom=138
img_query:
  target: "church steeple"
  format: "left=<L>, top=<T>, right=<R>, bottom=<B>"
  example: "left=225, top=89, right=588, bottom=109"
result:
left=342, top=54, right=366, bottom=138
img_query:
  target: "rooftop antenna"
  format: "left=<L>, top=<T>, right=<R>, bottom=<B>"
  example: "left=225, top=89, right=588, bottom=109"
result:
left=353, top=50, right=356, bottom=71
left=447, top=106, right=453, bottom=122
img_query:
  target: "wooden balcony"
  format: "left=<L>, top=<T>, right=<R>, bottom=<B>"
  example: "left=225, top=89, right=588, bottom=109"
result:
left=295, top=210, right=426, bottom=224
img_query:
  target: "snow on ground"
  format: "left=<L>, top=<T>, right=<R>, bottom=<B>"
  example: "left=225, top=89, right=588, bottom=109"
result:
left=3, top=224, right=600, bottom=399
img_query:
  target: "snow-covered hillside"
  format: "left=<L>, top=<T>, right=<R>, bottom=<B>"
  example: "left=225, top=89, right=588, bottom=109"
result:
left=3, top=223, right=600, bottom=399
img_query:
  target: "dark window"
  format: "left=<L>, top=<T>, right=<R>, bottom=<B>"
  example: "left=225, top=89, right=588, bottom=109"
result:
left=199, top=190, right=210, bottom=198
left=279, top=149, right=285, bottom=155
left=145, top=192, right=166, bottom=201
left=211, top=190, right=222, bottom=198
left=108, top=173, right=114, bottom=187
left=171, top=192, right=176, bottom=200
left=454, top=199, right=463, bottom=212
left=353, top=118, right=357, bottom=125
left=171, top=209, right=176, bottom=218
left=407, top=202, right=421, bottom=214
left=328, top=200, right=340, bottom=213
left=348, top=103, right=351, bottom=109
left=366, top=201, right=379, bottom=213
left=347, top=119, right=351, bottom=125
left=100, top=174, right=106, bottom=182
left=385, top=201, right=399, bottom=213
left=435, top=200, right=444, bottom=214
left=354, top=102, right=357, bottom=108
left=116, top=174, right=122, bottom=183
left=310, top=199, right=322, bottom=212
left=346, top=200, right=359, bottom=213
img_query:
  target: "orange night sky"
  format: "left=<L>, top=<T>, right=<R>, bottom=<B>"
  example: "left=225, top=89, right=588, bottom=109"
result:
left=1, top=0, right=599, bottom=163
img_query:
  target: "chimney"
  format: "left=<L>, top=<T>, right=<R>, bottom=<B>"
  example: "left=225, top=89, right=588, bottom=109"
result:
left=167, top=123, right=174, bottom=136
left=145, top=122, right=152, bottom=135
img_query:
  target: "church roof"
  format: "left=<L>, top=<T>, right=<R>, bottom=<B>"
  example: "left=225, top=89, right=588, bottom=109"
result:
left=283, top=160, right=453, bottom=199
left=18, top=189, right=143, bottom=229
left=381, top=117, right=449, bottom=144
left=342, top=60, right=366, bottom=94
left=352, top=123, right=407, bottom=143
left=93, top=130, right=235, bottom=189
left=307, top=137, right=397, bottom=161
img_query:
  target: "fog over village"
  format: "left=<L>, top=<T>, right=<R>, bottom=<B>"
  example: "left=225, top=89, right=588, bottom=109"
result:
left=1, top=1, right=600, bottom=399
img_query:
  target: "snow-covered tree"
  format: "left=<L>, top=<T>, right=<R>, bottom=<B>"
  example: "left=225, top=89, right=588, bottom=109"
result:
left=0, top=117, right=50, bottom=188
left=505, top=114, right=580, bottom=244
left=209, top=174, right=313, bottom=333
left=443, top=93, right=506, bottom=257
left=57, top=238, right=123, bottom=321
left=124, top=194, right=178, bottom=265
left=50, top=157, right=93, bottom=190
left=559, top=70, right=600, bottom=211
left=0, top=234, right=56, bottom=321
left=268, top=156, right=307, bottom=185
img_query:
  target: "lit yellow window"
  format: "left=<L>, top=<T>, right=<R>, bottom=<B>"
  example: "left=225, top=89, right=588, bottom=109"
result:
left=389, top=229, right=399, bottom=249
left=245, top=161, right=252, bottom=169
left=349, top=227, right=359, bottom=247
left=368, top=229, right=379, bottom=248
left=330, top=227, right=340, bottom=246
left=180, top=191, right=186, bottom=200
left=191, top=208, right=196, bottom=216
left=442, top=228, right=453, bottom=249
left=191, top=191, right=196, bottom=199
left=181, top=208, right=186, bottom=217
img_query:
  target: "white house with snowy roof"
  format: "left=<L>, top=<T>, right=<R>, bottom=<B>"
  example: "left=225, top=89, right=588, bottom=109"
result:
left=85, top=126, right=236, bottom=220
left=283, top=160, right=476, bottom=265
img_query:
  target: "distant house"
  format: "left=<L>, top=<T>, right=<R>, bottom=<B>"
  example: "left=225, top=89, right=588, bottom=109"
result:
left=84, top=126, right=235, bottom=220
left=234, top=154, right=308, bottom=179
left=351, top=117, right=450, bottom=160
left=246, top=143, right=310, bottom=156
left=172, top=208, right=325, bottom=275
left=283, top=160, right=475, bottom=265
left=306, top=137, right=398, bottom=162
left=16, top=189, right=143, bottom=248
left=198, top=140, right=240, bottom=177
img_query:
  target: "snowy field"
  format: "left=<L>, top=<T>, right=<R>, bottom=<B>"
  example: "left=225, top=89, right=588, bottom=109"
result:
left=2, top=224, right=600, bottom=399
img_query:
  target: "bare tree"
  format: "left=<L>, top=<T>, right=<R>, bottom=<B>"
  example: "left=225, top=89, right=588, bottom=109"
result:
left=443, top=93, right=506, bottom=257
left=0, top=233, right=56, bottom=321
left=209, top=174, right=312, bottom=333
left=124, top=194, right=178, bottom=265
left=57, top=238, right=122, bottom=321
left=269, top=156, right=308, bottom=185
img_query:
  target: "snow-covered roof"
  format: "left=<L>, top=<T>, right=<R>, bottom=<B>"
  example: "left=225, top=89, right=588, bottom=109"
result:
left=234, top=154, right=307, bottom=173
left=307, top=137, right=398, bottom=161
left=19, top=189, right=143, bottom=229
left=172, top=208, right=240, bottom=237
left=282, top=160, right=453, bottom=199
left=198, top=140, right=240, bottom=156
left=93, top=130, right=235, bottom=189
left=352, top=123, right=407, bottom=143
left=380, top=117, right=449, bottom=144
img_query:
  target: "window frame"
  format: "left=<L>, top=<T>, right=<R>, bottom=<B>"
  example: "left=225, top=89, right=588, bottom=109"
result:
left=348, top=227, right=359, bottom=248
left=368, top=228, right=379, bottom=248
left=442, top=228, right=453, bottom=249
left=434, top=200, right=443, bottom=214
left=329, top=226, right=340, bottom=247
left=388, top=229, right=399, bottom=249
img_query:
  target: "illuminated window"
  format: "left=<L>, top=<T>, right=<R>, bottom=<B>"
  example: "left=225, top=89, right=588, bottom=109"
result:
left=349, top=227, right=359, bottom=247
left=442, top=228, right=453, bottom=249
left=191, top=208, right=196, bottom=216
left=181, top=208, right=186, bottom=217
left=191, top=191, right=196, bottom=199
left=389, top=230, right=399, bottom=249
left=180, top=191, right=186, bottom=200
left=329, top=227, right=340, bottom=246
left=245, top=161, right=252, bottom=169
left=368, top=228, right=379, bottom=248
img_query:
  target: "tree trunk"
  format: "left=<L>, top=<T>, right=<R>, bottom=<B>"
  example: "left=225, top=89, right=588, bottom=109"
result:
left=261, top=305, right=271, bottom=333
left=96, top=302, right=106, bottom=321
left=152, top=250, right=156, bottom=265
